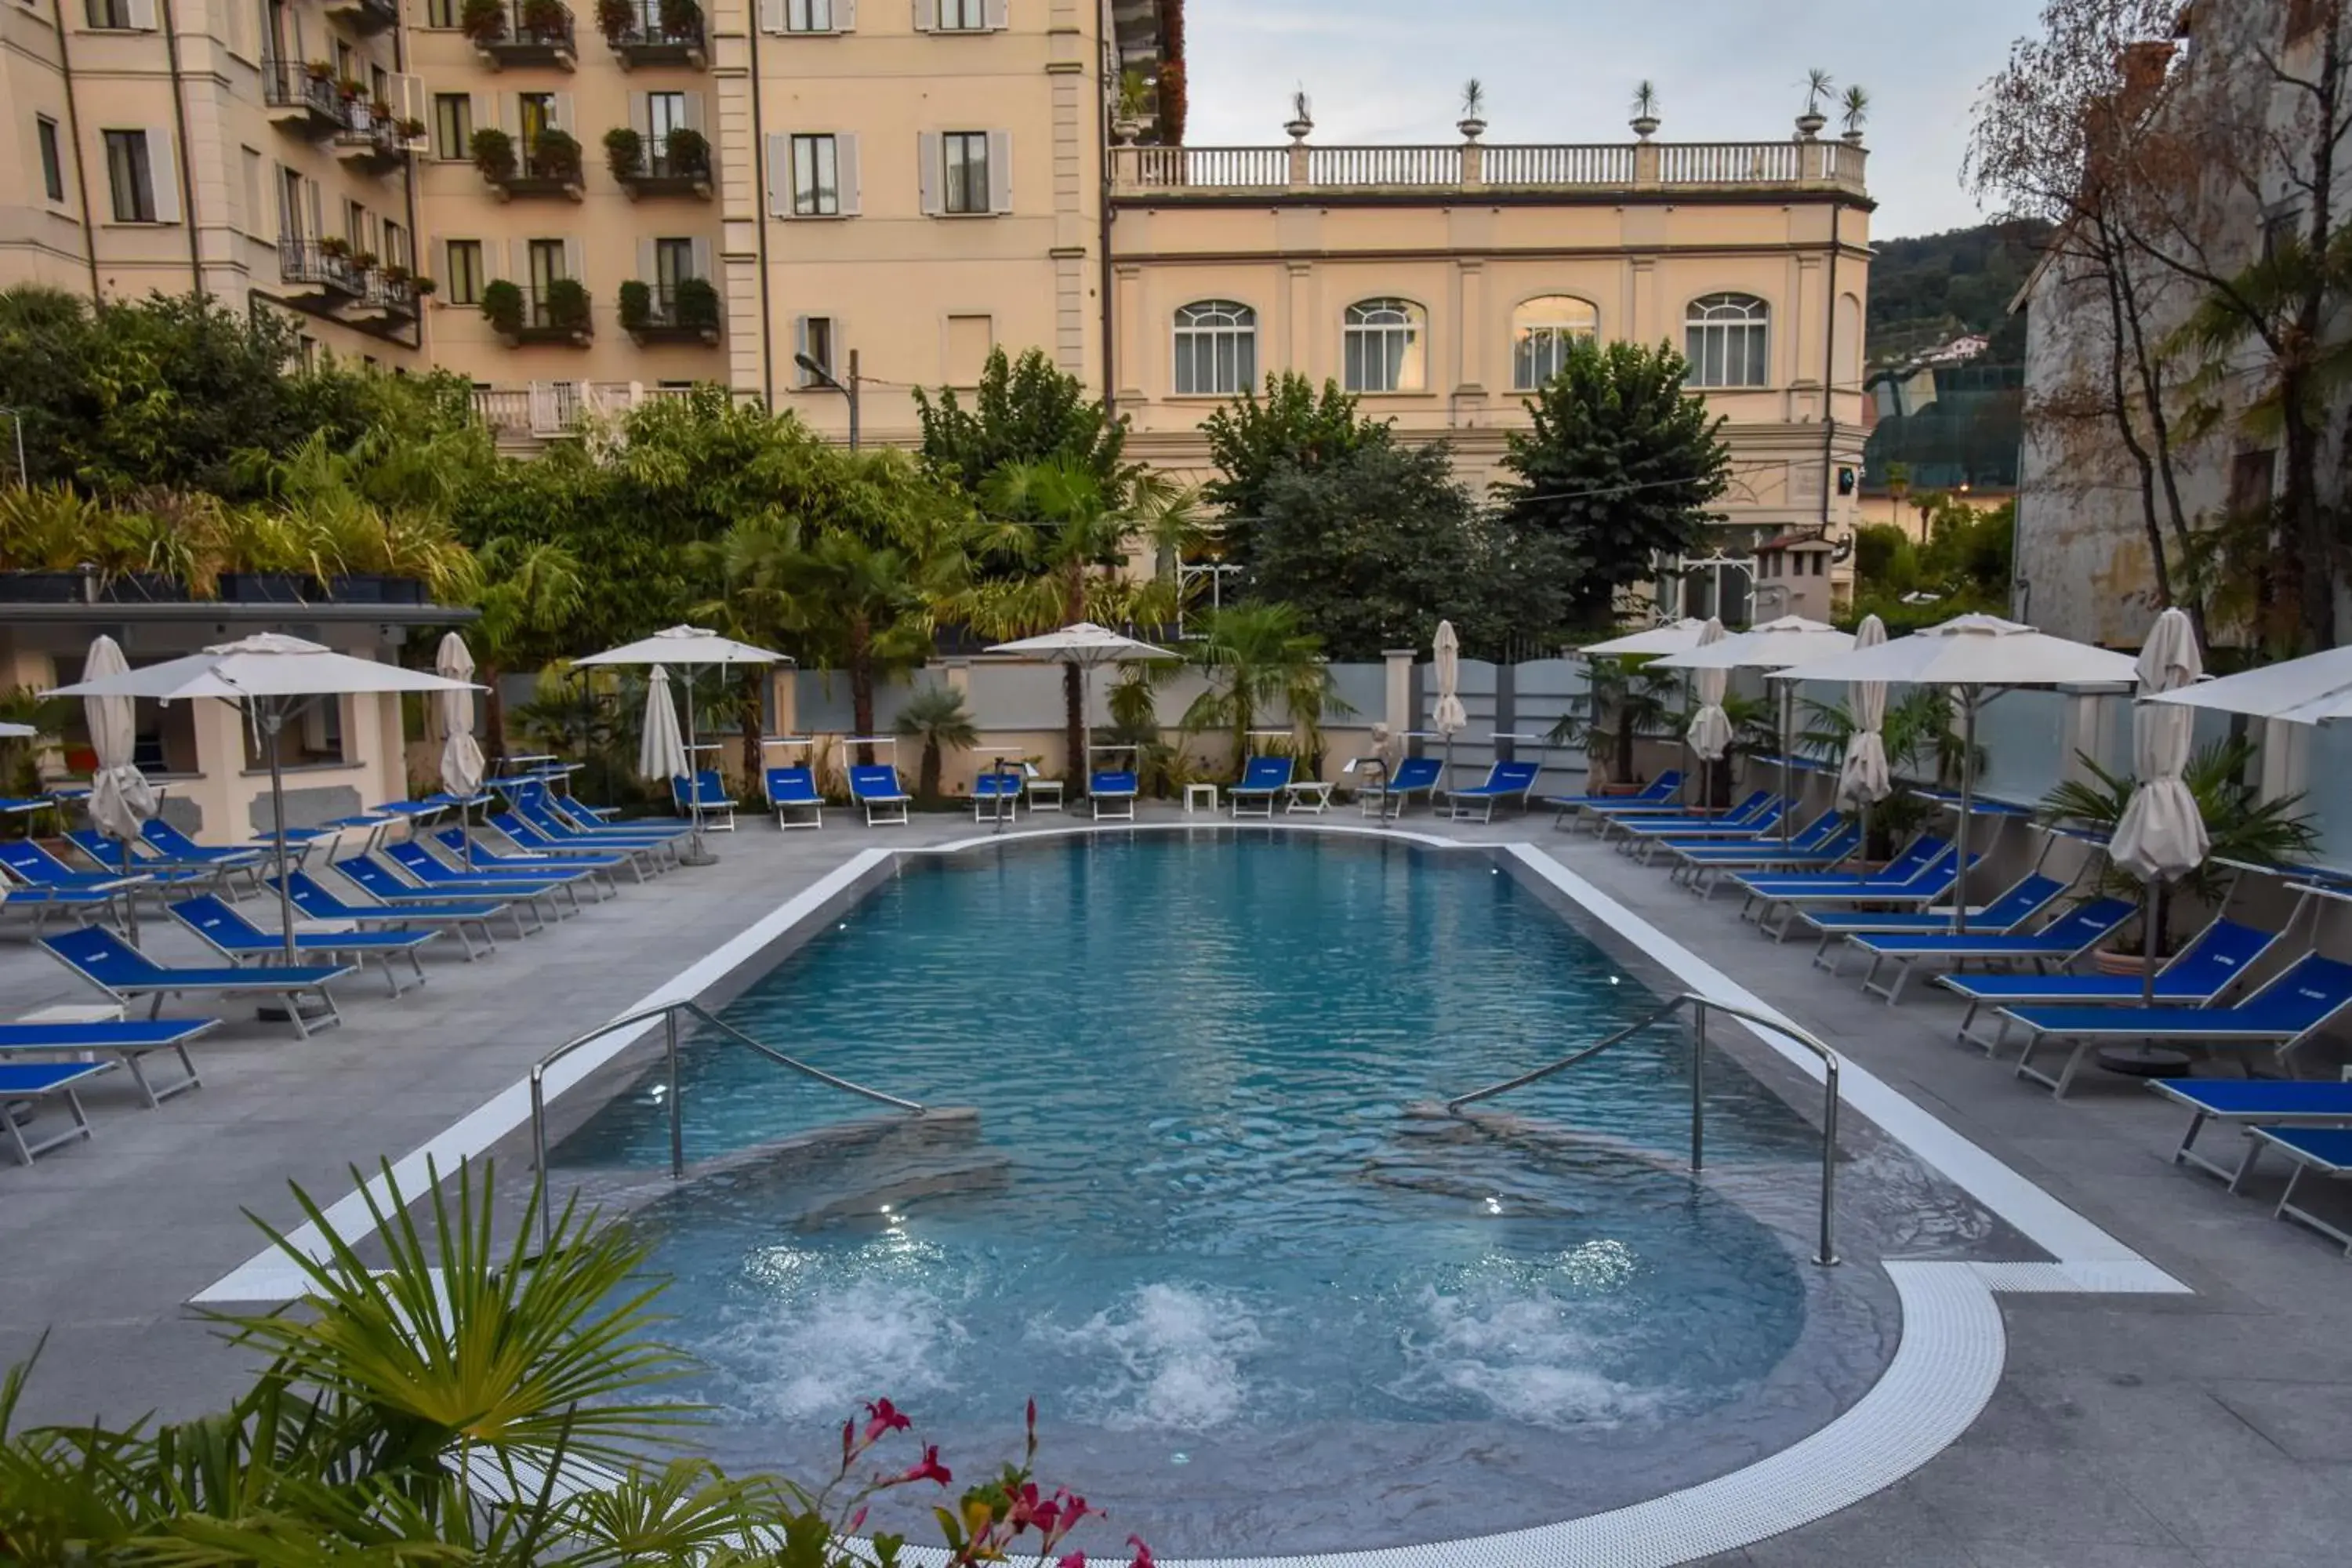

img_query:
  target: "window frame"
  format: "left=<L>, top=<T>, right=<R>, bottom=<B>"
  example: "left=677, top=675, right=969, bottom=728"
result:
left=941, top=129, right=989, bottom=214
left=103, top=129, right=155, bottom=223
left=791, top=132, right=839, bottom=216
left=1171, top=299, right=1258, bottom=397
left=1511, top=294, right=1599, bottom=390
left=445, top=240, right=485, bottom=305
left=37, top=115, right=65, bottom=203
left=432, top=93, right=472, bottom=162
left=1683, top=292, right=1772, bottom=389
left=798, top=314, right=837, bottom=384
left=1341, top=297, right=1426, bottom=394
left=425, top=0, right=460, bottom=25
left=784, top=0, right=833, bottom=29
left=86, top=0, right=133, bottom=27
left=935, top=0, right=985, bottom=29
left=646, top=90, right=688, bottom=146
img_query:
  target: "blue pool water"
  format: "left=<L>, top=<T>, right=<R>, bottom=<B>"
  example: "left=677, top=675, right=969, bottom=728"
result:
left=558, top=834, right=1834, bottom=1552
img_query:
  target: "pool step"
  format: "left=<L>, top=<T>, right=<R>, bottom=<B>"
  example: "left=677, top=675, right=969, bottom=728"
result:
left=781, top=1149, right=1015, bottom=1230
left=563, top=1107, right=983, bottom=1223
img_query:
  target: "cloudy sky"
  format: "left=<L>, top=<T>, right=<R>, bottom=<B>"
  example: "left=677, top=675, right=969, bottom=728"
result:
left=1181, top=0, right=2049, bottom=240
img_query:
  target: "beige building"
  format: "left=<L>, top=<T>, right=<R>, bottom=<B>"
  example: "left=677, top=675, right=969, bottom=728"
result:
left=5, top=0, right=1870, bottom=590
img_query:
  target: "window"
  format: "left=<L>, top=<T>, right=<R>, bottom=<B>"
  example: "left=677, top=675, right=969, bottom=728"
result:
left=528, top=238, right=566, bottom=291
left=519, top=93, right=555, bottom=146
left=785, top=0, right=832, bottom=28
left=1172, top=300, right=1256, bottom=395
left=647, top=91, right=687, bottom=144
left=240, top=146, right=263, bottom=233
left=654, top=236, right=694, bottom=289
left=942, top=130, right=989, bottom=212
left=37, top=117, right=64, bottom=202
left=343, top=198, right=367, bottom=247
left=103, top=130, right=156, bottom=222
left=1512, top=295, right=1598, bottom=389
left=1684, top=293, right=1770, bottom=387
left=86, top=0, right=133, bottom=26
left=426, top=0, right=459, bottom=21
left=434, top=94, right=471, bottom=161
left=797, top=314, right=835, bottom=383
left=278, top=166, right=303, bottom=240
left=791, top=132, right=838, bottom=215
left=1342, top=298, right=1425, bottom=393
left=445, top=240, right=485, bottom=304
left=383, top=219, right=409, bottom=271
left=936, top=0, right=984, bottom=27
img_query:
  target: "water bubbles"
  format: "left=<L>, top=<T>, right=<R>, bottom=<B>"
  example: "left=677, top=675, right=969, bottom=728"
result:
left=1483, top=1196, right=1504, bottom=1214
left=1033, top=1283, right=1269, bottom=1433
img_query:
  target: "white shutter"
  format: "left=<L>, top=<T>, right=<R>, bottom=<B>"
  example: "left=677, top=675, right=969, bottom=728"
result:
left=840, top=0, right=856, bottom=27
left=125, top=0, right=157, bottom=27
left=837, top=132, right=860, bottom=215
left=507, top=239, right=526, bottom=283
left=485, top=238, right=506, bottom=280
left=434, top=238, right=451, bottom=286
left=917, top=130, right=940, bottom=214
left=396, top=73, right=427, bottom=125
left=765, top=131, right=790, bottom=216
left=307, top=178, right=323, bottom=240
left=501, top=92, right=521, bottom=134
left=984, top=0, right=1006, bottom=27
left=636, top=238, right=655, bottom=283
left=563, top=237, right=585, bottom=283
left=628, top=90, right=648, bottom=135
left=758, top=0, right=783, bottom=31
left=793, top=315, right=809, bottom=372
left=551, top=93, right=574, bottom=132
left=910, top=0, right=934, bottom=30
left=684, top=92, right=704, bottom=132
left=988, top=129, right=1011, bottom=212
left=472, top=92, right=495, bottom=133
left=145, top=128, right=180, bottom=222
left=691, top=236, right=712, bottom=279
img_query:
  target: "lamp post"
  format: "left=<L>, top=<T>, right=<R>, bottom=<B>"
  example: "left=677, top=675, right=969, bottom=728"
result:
left=794, top=347, right=860, bottom=451
left=0, top=408, right=27, bottom=488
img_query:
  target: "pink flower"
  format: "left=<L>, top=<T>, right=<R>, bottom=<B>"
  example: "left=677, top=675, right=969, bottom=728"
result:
left=1057, top=1555, right=1086, bottom=1568
left=848, top=1507, right=868, bottom=1532
left=1128, top=1536, right=1155, bottom=1567
left=897, top=1444, right=952, bottom=1486
left=862, top=1397, right=912, bottom=1443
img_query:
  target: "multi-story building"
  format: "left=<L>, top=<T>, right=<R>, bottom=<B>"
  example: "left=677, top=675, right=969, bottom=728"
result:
left=5, top=0, right=1871, bottom=605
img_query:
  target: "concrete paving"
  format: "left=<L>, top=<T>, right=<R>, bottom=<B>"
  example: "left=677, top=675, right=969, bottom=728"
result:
left=2, top=802, right=2348, bottom=1566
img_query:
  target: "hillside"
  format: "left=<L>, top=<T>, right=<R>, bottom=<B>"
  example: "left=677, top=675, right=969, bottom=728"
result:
left=1867, top=220, right=2051, bottom=367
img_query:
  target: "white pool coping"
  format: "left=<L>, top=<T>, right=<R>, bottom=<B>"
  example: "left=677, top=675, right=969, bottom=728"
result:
left=194, top=820, right=2190, bottom=1563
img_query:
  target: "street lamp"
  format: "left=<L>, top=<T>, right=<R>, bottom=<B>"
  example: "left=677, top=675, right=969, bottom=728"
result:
left=793, top=347, right=860, bottom=451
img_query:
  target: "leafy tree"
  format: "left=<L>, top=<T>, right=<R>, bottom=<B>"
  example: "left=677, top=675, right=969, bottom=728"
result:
left=470, top=537, right=585, bottom=764
left=689, top=510, right=802, bottom=780
left=1492, top=336, right=1732, bottom=625
left=895, top=684, right=978, bottom=800
left=1849, top=522, right=1918, bottom=594
left=1199, top=372, right=1392, bottom=565
left=1178, top=602, right=1347, bottom=771
left=913, top=347, right=1131, bottom=496
left=1545, top=657, right=1683, bottom=786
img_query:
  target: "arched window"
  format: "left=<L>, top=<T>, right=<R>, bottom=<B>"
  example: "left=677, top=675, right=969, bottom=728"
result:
left=1512, top=295, right=1599, bottom=389
left=1342, top=297, right=1425, bottom=392
left=1172, top=300, right=1257, bottom=396
left=1684, top=293, right=1770, bottom=387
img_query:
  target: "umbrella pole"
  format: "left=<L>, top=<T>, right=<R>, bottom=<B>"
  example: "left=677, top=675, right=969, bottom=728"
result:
left=1780, top=681, right=1794, bottom=851
left=681, top=666, right=713, bottom=867
left=1954, top=693, right=1976, bottom=936
left=1679, top=671, right=1693, bottom=809
left=2141, top=883, right=2161, bottom=1007
left=266, top=706, right=298, bottom=963
left=121, top=831, right=139, bottom=944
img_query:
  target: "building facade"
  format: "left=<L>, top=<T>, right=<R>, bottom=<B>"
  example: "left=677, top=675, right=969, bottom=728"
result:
left=5, top=0, right=1871, bottom=590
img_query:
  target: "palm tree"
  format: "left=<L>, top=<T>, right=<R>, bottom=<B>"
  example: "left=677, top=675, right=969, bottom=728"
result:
left=1179, top=602, right=1345, bottom=772
left=690, top=510, right=800, bottom=781
left=1546, top=657, right=1682, bottom=786
left=469, top=537, right=584, bottom=766
left=895, top=683, right=978, bottom=800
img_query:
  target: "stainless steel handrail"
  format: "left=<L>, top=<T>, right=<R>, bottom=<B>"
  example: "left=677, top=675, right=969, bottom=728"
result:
left=1446, top=992, right=1841, bottom=1265
left=528, top=1000, right=925, bottom=1250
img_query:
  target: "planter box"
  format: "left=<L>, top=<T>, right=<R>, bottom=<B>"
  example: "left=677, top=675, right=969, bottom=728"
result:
left=99, top=572, right=191, bottom=603
left=0, top=572, right=90, bottom=603
left=220, top=572, right=315, bottom=604
left=328, top=574, right=429, bottom=604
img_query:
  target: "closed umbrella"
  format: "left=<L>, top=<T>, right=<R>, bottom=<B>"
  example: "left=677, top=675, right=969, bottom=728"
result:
left=82, top=636, right=157, bottom=940
left=1657, top=616, right=1856, bottom=845
left=638, top=665, right=689, bottom=793
left=435, top=633, right=486, bottom=869
left=1683, top=619, right=1732, bottom=811
left=1838, top=615, right=1892, bottom=862
left=1431, top=620, right=1468, bottom=801
left=2112, top=607, right=2209, bottom=1009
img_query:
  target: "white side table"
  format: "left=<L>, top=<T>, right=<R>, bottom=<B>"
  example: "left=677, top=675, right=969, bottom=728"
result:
left=1283, top=782, right=1336, bottom=815
left=1184, top=782, right=1219, bottom=815
left=1028, top=779, right=1065, bottom=813
left=16, top=1002, right=126, bottom=1063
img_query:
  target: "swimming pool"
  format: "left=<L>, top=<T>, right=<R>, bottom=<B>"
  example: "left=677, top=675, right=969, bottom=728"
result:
left=554, top=834, right=1877, bottom=1554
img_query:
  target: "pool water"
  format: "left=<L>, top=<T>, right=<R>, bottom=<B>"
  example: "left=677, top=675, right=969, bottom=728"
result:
left=557, top=834, right=1834, bottom=1552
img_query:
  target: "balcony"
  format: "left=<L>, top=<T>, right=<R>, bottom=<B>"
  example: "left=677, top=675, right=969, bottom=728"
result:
left=278, top=238, right=366, bottom=307
left=476, top=132, right=586, bottom=201
left=1108, top=136, right=1870, bottom=201
left=619, top=280, right=720, bottom=345
left=468, top=0, right=579, bottom=70
left=484, top=282, right=594, bottom=347
left=260, top=59, right=351, bottom=138
left=333, top=103, right=419, bottom=172
left=598, top=0, right=706, bottom=67
left=350, top=269, right=423, bottom=332
left=472, top=379, right=719, bottom=443
left=322, top=0, right=398, bottom=34
left=605, top=132, right=713, bottom=198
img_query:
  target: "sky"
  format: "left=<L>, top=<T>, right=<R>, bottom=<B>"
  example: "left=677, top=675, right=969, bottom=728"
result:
left=1181, top=0, right=2052, bottom=240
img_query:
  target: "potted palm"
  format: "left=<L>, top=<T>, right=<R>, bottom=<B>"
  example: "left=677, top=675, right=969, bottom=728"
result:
left=895, top=685, right=978, bottom=803
left=1548, top=655, right=1682, bottom=794
left=1839, top=84, right=1869, bottom=144
left=1796, top=67, right=1833, bottom=138
left=1457, top=78, right=1486, bottom=140
left=1629, top=80, right=1661, bottom=139
left=1283, top=89, right=1312, bottom=142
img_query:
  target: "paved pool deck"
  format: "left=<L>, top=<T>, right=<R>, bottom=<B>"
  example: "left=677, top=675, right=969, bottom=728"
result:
left=0, top=806, right=2347, bottom=1567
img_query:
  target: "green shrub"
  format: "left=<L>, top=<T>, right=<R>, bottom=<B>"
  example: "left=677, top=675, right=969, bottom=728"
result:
left=663, top=124, right=709, bottom=175
left=459, top=0, right=506, bottom=42
left=673, top=275, right=720, bottom=331
left=529, top=127, right=583, bottom=183
left=468, top=125, right=516, bottom=181
left=602, top=125, right=643, bottom=179
left=481, top=278, right=524, bottom=335
left=544, top=277, right=592, bottom=336
left=617, top=279, right=652, bottom=331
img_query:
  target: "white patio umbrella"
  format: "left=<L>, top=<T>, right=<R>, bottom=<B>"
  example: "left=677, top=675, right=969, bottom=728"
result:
left=1772, top=614, right=2138, bottom=931
left=1657, top=616, right=1857, bottom=848
left=2113, top=608, right=2210, bottom=1009
left=435, top=633, right=486, bottom=869
left=2144, top=643, right=2352, bottom=727
left=45, top=633, right=477, bottom=960
left=577, top=625, right=789, bottom=866
left=1431, top=619, right=1468, bottom=799
left=82, top=637, right=158, bottom=934
left=1682, top=619, right=1733, bottom=811
left=1578, top=618, right=1713, bottom=659
left=1838, top=615, right=1892, bottom=862
left=985, top=622, right=1178, bottom=794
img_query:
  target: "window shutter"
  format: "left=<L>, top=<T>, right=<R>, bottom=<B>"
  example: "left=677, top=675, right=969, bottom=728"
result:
left=684, top=92, right=705, bottom=132
left=984, top=0, right=1006, bottom=27
left=146, top=128, right=180, bottom=222
left=472, top=93, right=495, bottom=133
left=485, top=239, right=506, bottom=280
left=551, top=93, right=574, bottom=131
left=628, top=91, right=648, bottom=134
left=917, top=131, right=940, bottom=214
left=564, top=237, right=585, bottom=283
left=691, top=237, right=712, bottom=279
left=988, top=129, right=1011, bottom=212
left=837, top=132, right=860, bottom=215
left=434, top=238, right=452, bottom=285
left=758, top=0, right=782, bottom=30
left=501, top=93, right=521, bottom=133
left=840, top=0, right=855, bottom=27
left=125, top=0, right=157, bottom=27
left=396, top=73, right=427, bottom=125
left=793, top=314, right=809, bottom=370
left=765, top=131, right=790, bottom=216
left=910, top=0, right=934, bottom=31
left=636, top=238, right=655, bottom=283
left=507, top=239, right=525, bottom=283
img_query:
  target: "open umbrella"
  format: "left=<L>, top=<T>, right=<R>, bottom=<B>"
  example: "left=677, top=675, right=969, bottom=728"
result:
left=1772, top=614, right=2138, bottom=932
left=985, top=622, right=1178, bottom=795
left=1578, top=619, right=1713, bottom=659
left=577, top=626, right=790, bottom=866
left=435, top=633, right=486, bottom=869
left=82, top=635, right=158, bottom=938
left=1431, top=620, right=1468, bottom=800
left=2145, top=643, right=2352, bottom=726
left=1837, top=615, right=1892, bottom=863
left=1657, top=616, right=1857, bottom=848
left=2112, top=608, right=2209, bottom=1009
left=0, top=722, right=31, bottom=738
left=45, top=633, right=477, bottom=960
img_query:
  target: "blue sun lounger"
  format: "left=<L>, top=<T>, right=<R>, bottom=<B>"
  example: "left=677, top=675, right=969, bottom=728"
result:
left=0, top=882, right=122, bottom=935
left=385, top=841, right=600, bottom=912
left=670, top=769, right=737, bottom=831
left=0, top=840, right=164, bottom=897
left=1546, top=770, right=1681, bottom=828
left=277, top=873, right=508, bottom=960
left=143, top=820, right=271, bottom=876
left=40, top=926, right=353, bottom=1039
left=1363, top=757, right=1446, bottom=819
left=972, top=768, right=1023, bottom=823
left=524, top=785, right=689, bottom=840
left=1743, top=848, right=1971, bottom=942
left=1597, top=789, right=1777, bottom=843
left=1090, top=768, right=1139, bottom=822
left=329, top=856, right=550, bottom=933
left=65, top=829, right=257, bottom=898
left=2002, top=954, right=2352, bottom=1098
left=487, top=812, right=664, bottom=880
left=0, top=1061, right=114, bottom=1163
left=1940, top=916, right=2285, bottom=1054
left=850, top=764, right=911, bottom=826
left=1805, top=873, right=2071, bottom=971
left=2246, top=1127, right=2352, bottom=1255
left=2148, top=1078, right=2352, bottom=1189
left=0, top=1017, right=217, bottom=1109
left=764, top=765, right=824, bottom=829
left=1229, top=756, right=1294, bottom=818
left=168, top=894, right=438, bottom=997
left=425, top=829, right=622, bottom=890
left=1845, top=897, right=2138, bottom=1004
left=1446, top=760, right=1544, bottom=823
left=1671, top=819, right=1860, bottom=895
left=1639, top=806, right=1836, bottom=870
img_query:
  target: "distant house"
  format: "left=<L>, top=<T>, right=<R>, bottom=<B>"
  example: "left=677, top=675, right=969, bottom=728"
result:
left=1751, top=532, right=1841, bottom=623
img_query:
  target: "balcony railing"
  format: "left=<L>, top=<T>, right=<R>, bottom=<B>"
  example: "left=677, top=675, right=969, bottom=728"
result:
left=260, top=60, right=350, bottom=133
left=621, top=281, right=720, bottom=343
left=602, top=0, right=706, bottom=65
left=278, top=238, right=365, bottom=297
left=322, top=0, right=398, bottom=34
left=471, top=379, right=712, bottom=439
left=611, top=146, right=713, bottom=197
left=334, top=103, right=413, bottom=167
left=474, top=2, right=579, bottom=68
left=358, top=270, right=419, bottom=318
left=1112, top=136, right=1868, bottom=199
left=484, top=136, right=586, bottom=198
left=490, top=286, right=594, bottom=345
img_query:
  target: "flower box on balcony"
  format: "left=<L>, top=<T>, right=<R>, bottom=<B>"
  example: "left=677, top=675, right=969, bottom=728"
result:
left=474, top=0, right=579, bottom=69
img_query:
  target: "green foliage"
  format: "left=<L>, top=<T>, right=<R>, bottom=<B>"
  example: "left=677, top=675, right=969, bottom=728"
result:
left=664, top=125, right=710, bottom=176
left=1847, top=497, right=2013, bottom=632
left=895, top=684, right=978, bottom=800
left=1492, top=336, right=1732, bottom=626
left=1864, top=220, right=2047, bottom=366
left=673, top=277, right=720, bottom=331
left=1178, top=602, right=1349, bottom=771
left=913, top=347, right=1131, bottom=498
left=602, top=125, right=643, bottom=179
left=530, top=129, right=583, bottom=184
left=470, top=125, right=517, bottom=181
left=1199, top=371, right=1392, bottom=564
left=617, top=279, right=652, bottom=331
left=460, top=0, right=506, bottom=40
left=1547, top=657, right=1682, bottom=784
left=543, top=278, right=590, bottom=336
left=481, top=278, right=524, bottom=336
left=0, top=687, right=67, bottom=797
left=1798, top=685, right=1973, bottom=857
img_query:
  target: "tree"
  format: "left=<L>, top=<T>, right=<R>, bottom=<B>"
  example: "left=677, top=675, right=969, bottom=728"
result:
left=895, top=684, right=978, bottom=800
left=689, top=510, right=802, bottom=781
left=1491, top=336, right=1731, bottom=626
left=913, top=347, right=1131, bottom=496
left=1199, top=372, right=1392, bottom=565
left=469, top=537, right=584, bottom=764
left=1178, top=602, right=1345, bottom=770
left=1546, top=657, right=1682, bottom=786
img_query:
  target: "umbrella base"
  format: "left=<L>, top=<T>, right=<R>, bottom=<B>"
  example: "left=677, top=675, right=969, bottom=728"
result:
left=257, top=1000, right=336, bottom=1024
left=677, top=845, right=719, bottom=868
left=2096, top=1044, right=2194, bottom=1078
